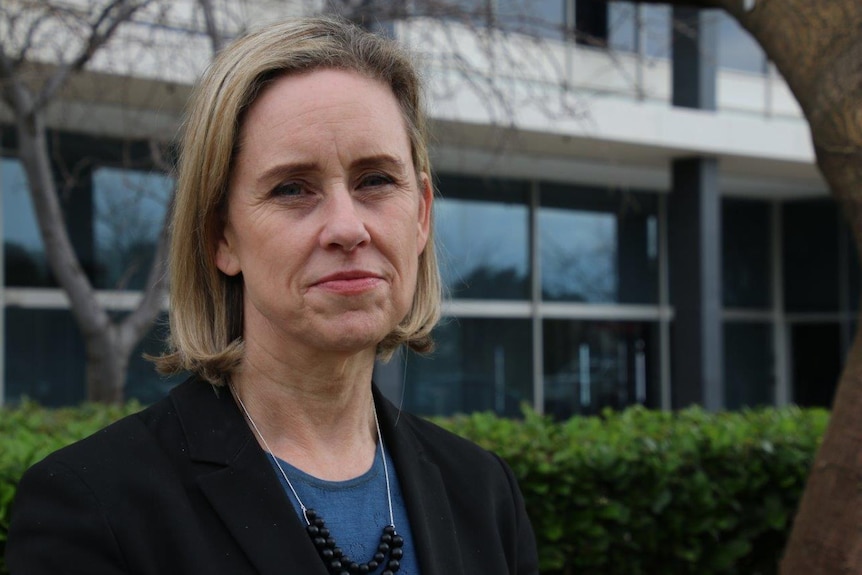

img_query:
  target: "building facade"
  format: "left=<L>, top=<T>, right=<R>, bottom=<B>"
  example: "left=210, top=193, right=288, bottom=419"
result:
left=0, top=1, right=851, bottom=416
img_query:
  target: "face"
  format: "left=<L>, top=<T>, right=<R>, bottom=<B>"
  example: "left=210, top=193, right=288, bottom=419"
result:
left=216, top=69, right=432, bottom=359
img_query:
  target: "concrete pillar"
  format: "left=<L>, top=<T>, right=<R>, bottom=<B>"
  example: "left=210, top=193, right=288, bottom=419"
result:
left=669, top=158, right=723, bottom=409
left=669, top=8, right=723, bottom=409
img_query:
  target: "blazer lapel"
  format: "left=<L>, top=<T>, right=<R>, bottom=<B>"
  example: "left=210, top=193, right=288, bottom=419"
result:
left=171, top=380, right=328, bottom=575
left=375, top=389, right=465, bottom=575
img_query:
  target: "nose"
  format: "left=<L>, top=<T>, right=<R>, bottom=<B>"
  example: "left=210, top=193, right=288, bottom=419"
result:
left=319, top=189, right=371, bottom=252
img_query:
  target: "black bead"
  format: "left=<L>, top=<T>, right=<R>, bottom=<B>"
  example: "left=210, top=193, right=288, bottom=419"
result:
left=301, top=506, right=404, bottom=575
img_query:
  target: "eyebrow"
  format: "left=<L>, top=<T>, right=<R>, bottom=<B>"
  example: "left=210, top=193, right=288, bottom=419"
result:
left=256, top=162, right=317, bottom=187
left=352, top=154, right=409, bottom=174
left=256, top=154, right=409, bottom=187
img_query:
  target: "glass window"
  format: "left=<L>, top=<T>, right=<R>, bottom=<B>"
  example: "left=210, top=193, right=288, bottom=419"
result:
left=608, top=2, right=671, bottom=58
left=2, top=158, right=52, bottom=286
left=4, top=307, right=184, bottom=407
left=435, top=0, right=495, bottom=27
left=641, top=4, right=671, bottom=58
left=93, top=167, right=173, bottom=290
left=404, top=317, right=533, bottom=417
left=539, top=183, right=658, bottom=303
left=497, top=0, right=565, bottom=39
left=715, top=11, right=766, bottom=74
left=574, top=0, right=608, bottom=46
left=607, top=2, right=670, bottom=58
left=791, top=323, right=840, bottom=408
left=847, top=228, right=860, bottom=314
left=724, top=321, right=772, bottom=409
left=543, top=319, right=659, bottom=419
left=723, top=198, right=770, bottom=309
left=435, top=174, right=530, bottom=300
left=608, top=1, right=636, bottom=52
left=5, top=308, right=86, bottom=406
left=783, top=200, right=839, bottom=313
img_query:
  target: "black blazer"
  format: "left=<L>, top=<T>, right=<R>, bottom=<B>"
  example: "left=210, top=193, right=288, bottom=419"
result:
left=7, top=377, right=539, bottom=574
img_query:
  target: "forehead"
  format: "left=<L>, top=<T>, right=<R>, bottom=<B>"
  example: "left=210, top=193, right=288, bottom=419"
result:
left=238, top=69, right=410, bottom=149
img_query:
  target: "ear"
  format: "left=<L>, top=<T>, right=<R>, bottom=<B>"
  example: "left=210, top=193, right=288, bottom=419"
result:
left=416, top=172, right=433, bottom=254
left=215, top=221, right=242, bottom=277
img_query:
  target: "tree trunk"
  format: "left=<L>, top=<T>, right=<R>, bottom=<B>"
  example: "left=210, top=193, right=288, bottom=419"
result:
left=1, top=0, right=168, bottom=405
left=733, top=3, right=862, bottom=573
left=608, top=1, right=862, bottom=569
left=85, top=329, right=131, bottom=404
left=779, top=133, right=862, bottom=575
left=781, top=329, right=862, bottom=573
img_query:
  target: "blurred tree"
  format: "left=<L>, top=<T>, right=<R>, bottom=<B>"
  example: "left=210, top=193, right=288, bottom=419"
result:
left=0, top=0, right=572, bottom=404
left=606, top=1, right=861, bottom=572
left=0, top=0, right=248, bottom=403
left=0, top=0, right=170, bottom=403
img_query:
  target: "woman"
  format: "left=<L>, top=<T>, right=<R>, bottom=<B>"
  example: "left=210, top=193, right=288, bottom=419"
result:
left=6, top=17, right=538, bottom=575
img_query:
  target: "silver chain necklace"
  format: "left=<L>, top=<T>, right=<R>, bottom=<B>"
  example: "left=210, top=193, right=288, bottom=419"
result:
left=229, top=384, right=404, bottom=574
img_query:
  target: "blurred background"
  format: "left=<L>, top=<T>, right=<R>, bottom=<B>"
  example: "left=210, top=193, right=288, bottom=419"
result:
left=0, top=0, right=844, bottom=418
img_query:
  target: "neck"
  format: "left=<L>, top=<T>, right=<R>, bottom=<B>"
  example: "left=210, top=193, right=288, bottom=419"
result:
left=230, top=339, right=380, bottom=481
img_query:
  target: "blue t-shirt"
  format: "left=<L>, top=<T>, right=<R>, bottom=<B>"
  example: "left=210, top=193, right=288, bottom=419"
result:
left=269, top=444, right=419, bottom=574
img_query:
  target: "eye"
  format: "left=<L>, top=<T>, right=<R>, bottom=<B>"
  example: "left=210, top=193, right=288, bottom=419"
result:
left=271, top=181, right=304, bottom=197
left=359, top=173, right=394, bottom=188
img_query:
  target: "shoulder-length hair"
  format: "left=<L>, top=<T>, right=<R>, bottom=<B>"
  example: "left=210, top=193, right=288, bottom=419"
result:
left=154, top=17, right=441, bottom=385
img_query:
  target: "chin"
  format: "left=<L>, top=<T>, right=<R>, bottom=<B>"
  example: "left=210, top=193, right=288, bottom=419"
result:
left=317, top=324, right=391, bottom=355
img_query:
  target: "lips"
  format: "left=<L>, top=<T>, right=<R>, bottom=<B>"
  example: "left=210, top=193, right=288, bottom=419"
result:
left=311, top=270, right=383, bottom=294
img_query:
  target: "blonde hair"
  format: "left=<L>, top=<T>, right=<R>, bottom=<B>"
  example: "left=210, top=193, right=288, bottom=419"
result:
left=154, top=17, right=441, bottom=384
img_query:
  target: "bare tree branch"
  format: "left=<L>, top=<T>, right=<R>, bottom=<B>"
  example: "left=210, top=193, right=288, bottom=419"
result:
left=120, top=194, right=172, bottom=354
left=33, top=0, right=154, bottom=112
left=198, top=0, right=226, bottom=54
left=0, top=39, right=34, bottom=115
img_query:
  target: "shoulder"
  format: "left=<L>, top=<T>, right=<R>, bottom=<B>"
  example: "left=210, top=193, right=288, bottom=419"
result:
left=381, top=406, right=540, bottom=574
left=26, top=393, right=177, bottom=477
left=5, top=396, right=178, bottom=573
left=12, top=389, right=188, bottom=524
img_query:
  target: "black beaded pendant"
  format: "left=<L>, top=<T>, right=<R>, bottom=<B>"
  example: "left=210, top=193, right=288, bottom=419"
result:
left=305, top=509, right=404, bottom=575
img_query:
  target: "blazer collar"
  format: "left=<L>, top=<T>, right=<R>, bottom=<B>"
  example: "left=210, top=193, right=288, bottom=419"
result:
left=374, top=389, right=465, bottom=575
left=170, top=378, right=328, bottom=575
left=169, top=378, right=464, bottom=575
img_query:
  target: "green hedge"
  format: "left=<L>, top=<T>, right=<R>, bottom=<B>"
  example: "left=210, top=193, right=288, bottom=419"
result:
left=0, top=400, right=142, bottom=574
left=0, top=403, right=828, bottom=574
left=439, top=406, right=828, bottom=575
